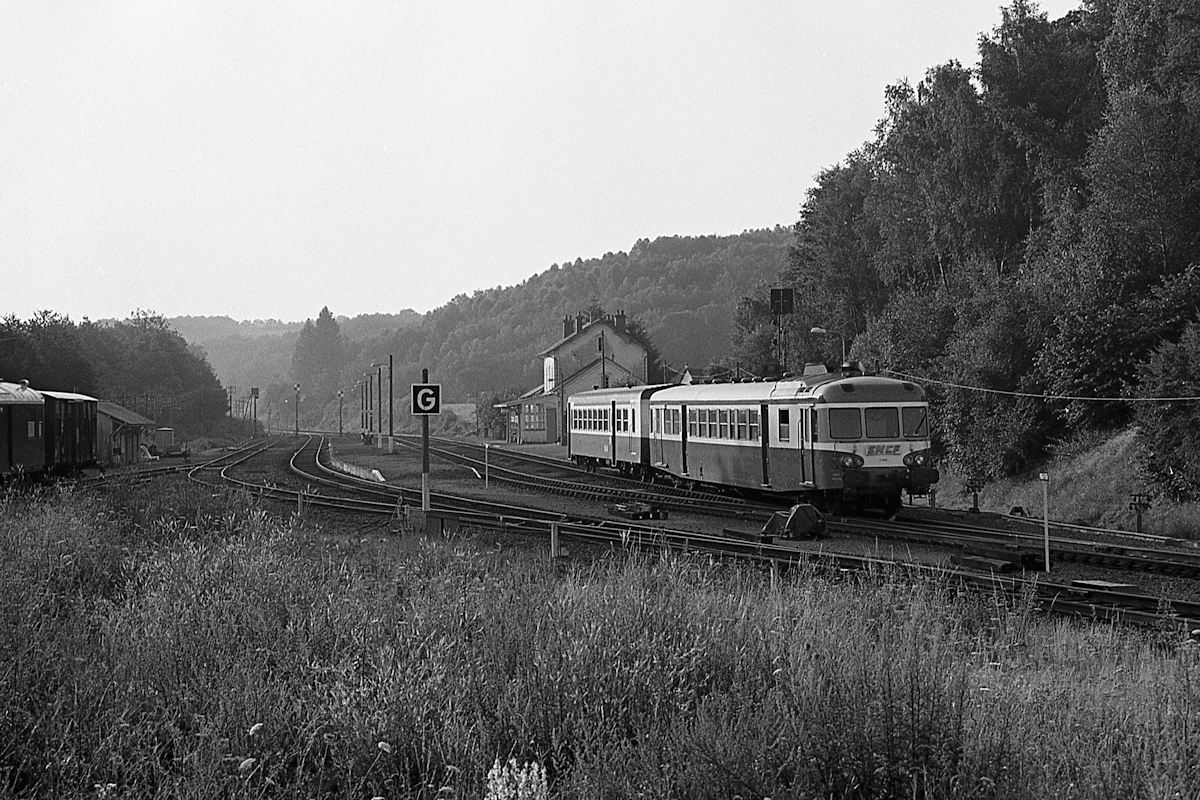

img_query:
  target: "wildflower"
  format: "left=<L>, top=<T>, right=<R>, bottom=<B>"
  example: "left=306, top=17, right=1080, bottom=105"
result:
left=249, top=723, right=264, bottom=737
left=238, top=757, right=257, bottom=773
left=378, top=741, right=392, bottom=754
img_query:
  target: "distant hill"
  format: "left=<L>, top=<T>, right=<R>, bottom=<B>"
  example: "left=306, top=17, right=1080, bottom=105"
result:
left=169, top=228, right=791, bottom=415
left=353, top=228, right=791, bottom=400
left=169, top=311, right=422, bottom=399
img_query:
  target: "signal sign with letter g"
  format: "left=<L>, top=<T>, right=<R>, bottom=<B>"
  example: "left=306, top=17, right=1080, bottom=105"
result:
left=412, top=383, right=442, bottom=415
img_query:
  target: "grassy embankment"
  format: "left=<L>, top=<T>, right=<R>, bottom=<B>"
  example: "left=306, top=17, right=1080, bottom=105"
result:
left=3, top=477, right=1200, bottom=799
left=938, top=427, right=1200, bottom=537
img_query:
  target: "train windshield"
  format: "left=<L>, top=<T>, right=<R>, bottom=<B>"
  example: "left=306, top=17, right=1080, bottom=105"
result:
left=902, top=406, right=929, bottom=437
left=864, top=407, right=899, bottom=439
left=828, top=408, right=861, bottom=440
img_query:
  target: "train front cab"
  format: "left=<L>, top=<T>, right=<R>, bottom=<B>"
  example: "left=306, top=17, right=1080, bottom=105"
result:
left=809, top=384, right=938, bottom=511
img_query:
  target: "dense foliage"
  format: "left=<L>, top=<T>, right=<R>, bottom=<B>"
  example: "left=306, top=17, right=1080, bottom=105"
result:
left=0, top=311, right=228, bottom=437
left=734, top=0, right=1200, bottom=493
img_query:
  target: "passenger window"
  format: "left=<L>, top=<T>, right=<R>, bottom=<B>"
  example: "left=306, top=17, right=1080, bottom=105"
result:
left=865, top=407, right=900, bottom=439
left=778, top=409, right=790, bottom=442
left=719, top=409, right=730, bottom=439
left=902, top=407, right=928, bottom=437
left=736, top=409, right=748, bottom=440
left=749, top=410, right=759, bottom=441
left=829, top=408, right=862, bottom=440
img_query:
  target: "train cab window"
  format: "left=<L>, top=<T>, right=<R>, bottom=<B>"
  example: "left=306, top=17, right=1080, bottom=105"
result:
left=902, top=407, right=929, bottom=437
left=829, top=408, right=862, bottom=440
left=778, top=409, right=791, bottom=442
left=865, top=407, right=900, bottom=439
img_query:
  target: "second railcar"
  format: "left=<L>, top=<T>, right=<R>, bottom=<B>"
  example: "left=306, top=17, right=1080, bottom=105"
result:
left=567, top=385, right=664, bottom=477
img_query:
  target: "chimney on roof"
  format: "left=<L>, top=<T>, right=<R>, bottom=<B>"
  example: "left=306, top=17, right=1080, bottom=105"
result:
left=614, top=310, right=626, bottom=332
left=575, top=313, right=585, bottom=333
left=563, top=315, right=573, bottom=339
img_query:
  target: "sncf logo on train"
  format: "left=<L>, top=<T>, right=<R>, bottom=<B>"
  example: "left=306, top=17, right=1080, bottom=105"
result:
left=866, top=444, right=902, bottom=456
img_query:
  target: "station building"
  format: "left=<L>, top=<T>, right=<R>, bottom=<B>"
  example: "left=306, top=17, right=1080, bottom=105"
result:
left=96, top=401, right=156, bottom=466
left=500, top=310, right=652, bottom=444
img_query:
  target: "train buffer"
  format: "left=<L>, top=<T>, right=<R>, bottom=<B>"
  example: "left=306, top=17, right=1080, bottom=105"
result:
left=607, top=501, right=668, bottom=521
left=725, top=504, right=825, bottom=543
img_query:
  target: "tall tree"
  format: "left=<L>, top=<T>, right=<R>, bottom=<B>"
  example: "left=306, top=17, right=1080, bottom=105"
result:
left=291, top=307, right=347, bottom=421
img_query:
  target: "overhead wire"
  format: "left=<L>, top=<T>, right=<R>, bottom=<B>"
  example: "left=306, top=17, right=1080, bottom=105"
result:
left=881, top=369, right=1200, bottom=403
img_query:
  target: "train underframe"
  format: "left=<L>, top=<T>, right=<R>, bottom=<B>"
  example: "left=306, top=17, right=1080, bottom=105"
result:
left=571, top=453, right=938, bottom=514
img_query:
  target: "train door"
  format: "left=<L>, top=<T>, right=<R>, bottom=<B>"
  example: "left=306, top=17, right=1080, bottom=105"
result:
left=805, top=406, right=818, bottom=481
left=610, top=400, right=617, bottom=466
left=759, top=403, right=770, bottom=487
left=651, top=405, right=664, bottom=466
left=773, top=404, right=805, bottom=485
left=680, top=404, right=688, bottom=476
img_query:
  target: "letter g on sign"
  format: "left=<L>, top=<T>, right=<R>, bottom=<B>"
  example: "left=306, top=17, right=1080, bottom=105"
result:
left=411, top=383, right=442, bottom=415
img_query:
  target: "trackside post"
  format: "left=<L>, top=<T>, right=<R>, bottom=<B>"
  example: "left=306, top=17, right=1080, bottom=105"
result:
left=411, top=369, right=442, bottom=512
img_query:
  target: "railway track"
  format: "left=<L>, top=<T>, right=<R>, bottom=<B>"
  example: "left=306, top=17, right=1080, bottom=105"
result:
left=367, top=434, right=1200, bottom=580
left=400, top=434, right=769, bottom=519
left=205, top=435, right=1200, bottom=632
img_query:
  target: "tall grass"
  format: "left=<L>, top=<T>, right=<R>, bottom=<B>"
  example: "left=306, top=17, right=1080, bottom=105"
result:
left=3, top=479, right=1200, bottom=798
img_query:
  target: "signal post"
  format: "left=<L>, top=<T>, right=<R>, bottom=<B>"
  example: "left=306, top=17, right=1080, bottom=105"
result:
left=411, top=369, right=441, bottom=511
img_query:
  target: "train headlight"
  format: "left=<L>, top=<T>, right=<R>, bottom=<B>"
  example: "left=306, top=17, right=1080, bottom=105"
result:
left=904, top=450, right=930, bottom=467
left=838, top=453, right=864, bottom=469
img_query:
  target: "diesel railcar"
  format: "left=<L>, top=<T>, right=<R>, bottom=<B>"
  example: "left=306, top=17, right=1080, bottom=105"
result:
left=567, top=364, right=938, bottom=511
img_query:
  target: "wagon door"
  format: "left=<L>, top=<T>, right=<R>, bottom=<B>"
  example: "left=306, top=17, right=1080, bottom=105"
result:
left=651, top=404, right=664, bottom=466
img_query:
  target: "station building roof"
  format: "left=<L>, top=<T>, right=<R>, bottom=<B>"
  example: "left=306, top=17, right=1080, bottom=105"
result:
left=97, top=401, right=155, bottom=427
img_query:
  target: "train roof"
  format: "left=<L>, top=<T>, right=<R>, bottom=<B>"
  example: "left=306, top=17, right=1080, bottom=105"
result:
left=568, top=384, right=671, bottom=404
left=39, top=390, right=99, bottom=402
left=0, top=380, right=43, bottom=405
left=650, top=372, right=926, bottom=404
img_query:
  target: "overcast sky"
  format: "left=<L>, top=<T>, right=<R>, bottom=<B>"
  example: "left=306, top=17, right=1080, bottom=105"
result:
left=3, top=1, right=1080, bottom=324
